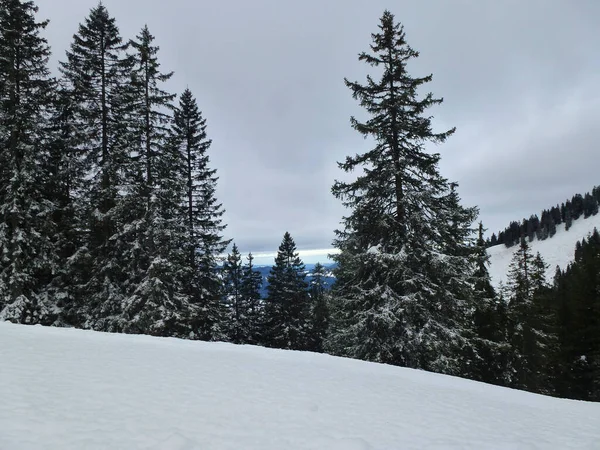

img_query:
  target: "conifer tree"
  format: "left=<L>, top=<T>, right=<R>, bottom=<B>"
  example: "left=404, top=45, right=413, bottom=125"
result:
left=308, top=262, right=330, bottom=353
left=263, top=232, right=310, bottom=350
left=505, top=239, right=554, bottom=392
left=45, top=82, right=86, bottom=326
left=530, top=251, right=558, bottom=394
left=59, top=3, right=133, bottom=330
left=553, top=231, right=600, bottom=400
left=240, top=252, right=264, bottom=344
left=327, top=10, right=477, bottom=374
left=565, top=206, right=573, bottom=231
left=0, top=0, right=57, bottom=324
left=549, top=215, right=557, bottom=238
left=505, top=238, right=533, bottom=388
left=119, top=25, right=189, bottom=336
left=223, top=243, right=244, bottom=343
left=490, top=233, right=498, bottom=247
left=469, top=222, right=506, bottom=384
left=171, top=88, right=229, bottom=341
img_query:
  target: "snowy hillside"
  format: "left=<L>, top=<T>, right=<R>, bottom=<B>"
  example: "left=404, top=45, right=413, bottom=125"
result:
left=1, top=323, right=600, bottom=449
left=487, top=214, right=600, bottom=287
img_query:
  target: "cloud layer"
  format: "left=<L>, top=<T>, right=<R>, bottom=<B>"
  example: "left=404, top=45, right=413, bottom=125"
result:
left=37, top=0, right=600, bottom=253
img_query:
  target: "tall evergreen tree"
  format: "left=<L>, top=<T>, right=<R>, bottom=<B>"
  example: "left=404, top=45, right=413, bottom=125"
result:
left=171, top=88, right=229, bottom=341
left=469, top=222, right=506, bottom=384
left=119, top=25, right=189, bottom=336
left=240, top=252, right=263, bottom=345
left=505, top=238, right=554, bottom=392
left=504, top=238, right=533, bottom=389
left=44, top=81, right=85, bottom=326
left=59, top=3, right=132, bottom=330
left=308, top=262, right=330, bottom=353
left=0, top=0, right=57, bottom=324
left=326, top=10, right=477, bottom=375
left=263, top=232, right=310, bottom=350
left=565, top=205, right=573, bottom=231
left=223, top=243, right=244, bottom=343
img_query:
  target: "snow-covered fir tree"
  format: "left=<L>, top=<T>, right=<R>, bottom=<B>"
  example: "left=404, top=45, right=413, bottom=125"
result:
left=0, top=0, right=57, bottom=324
left=171, top=88, right=229, bottom=341
left=118, top=25, right=190, bottom=336
left=59, top=4, right=132, bottom=330
left=223, top=243, right=244, bottom=343
left=308, top=262, right=329, bottom=353
left=44, top=81, right=86, bottom=326
left=504, top=238, right=554, bottom=392
left=469, top=222, right=507, bottom=384
left=263, top=232, right=310, bottom=350
left=240, top=252, right=263, bottom=345
left=326, top=10, right=478, bottom=375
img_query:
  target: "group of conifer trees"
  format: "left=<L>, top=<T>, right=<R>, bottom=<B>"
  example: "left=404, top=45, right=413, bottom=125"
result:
left=470, top=232, right=600, bottom=402
left=0, top=0, right=330, bottom=348
left=0, top=0, right=231, bottom=338
left=221, top=235, right=330, bottom=352
left=488, top=189, right=600, bottom=248
left=1, top=1, right=598, bottom=401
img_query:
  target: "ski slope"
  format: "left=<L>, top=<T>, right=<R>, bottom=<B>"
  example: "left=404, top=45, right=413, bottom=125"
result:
left=1, top=323, right=599, bottom=449
left=487, top=213, right=600, bottom=287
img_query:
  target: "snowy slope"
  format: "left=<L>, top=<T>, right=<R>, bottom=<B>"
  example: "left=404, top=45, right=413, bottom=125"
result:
left=487, top=213, right=600, bottom=287
left=1, top=323, right=599, bottom=450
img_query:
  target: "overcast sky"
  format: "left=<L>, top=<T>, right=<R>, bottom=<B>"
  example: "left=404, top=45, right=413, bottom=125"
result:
left=35, top=0, right=600, bottom=263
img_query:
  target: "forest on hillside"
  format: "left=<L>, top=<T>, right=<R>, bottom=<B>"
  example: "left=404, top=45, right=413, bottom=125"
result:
left=487, top=187, right=600, bottom=248
left=1, top=0, right=598, bottom=401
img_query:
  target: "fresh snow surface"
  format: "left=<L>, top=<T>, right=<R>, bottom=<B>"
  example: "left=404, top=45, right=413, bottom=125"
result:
left=487, top=213, right=600, bottom=287
left=1, top=323, right=600, bottom=450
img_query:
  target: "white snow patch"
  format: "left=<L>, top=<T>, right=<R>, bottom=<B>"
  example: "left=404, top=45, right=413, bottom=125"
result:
left=1, top=323, right=599, bottom=449
left=487, top=214, right=600, bottom=287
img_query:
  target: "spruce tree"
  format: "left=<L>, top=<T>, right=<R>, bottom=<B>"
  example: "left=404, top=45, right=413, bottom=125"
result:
left=327, top=10, right=477, bottom=375
left=549, top=215, right=557, bottom=238
left=263, top=232, right=310, bottom=350
left=490, top=233, right=498, bottom=247
left=469, top=222, right=506, bottom=384
left=505, top=238, right=533, bottom=388
left=308, top=262, right=330, bottom=353
left=565, top=206, right=573, bottom=231
left=171, top=88, right=229, bottom=341
left=240, top=252, right=264, bottom=345
left=45, top=82, right=86, bottom=326
left=505, top=239, right=554, bottom=392
left=530, top=251, right=557, bottom=394
left=0, top=0, right=57, bottom=324
left=59, top=3, right=132, bottom=330
left=118, top=25, right=189, bottom=336
left=223, top=243, right=244, bottom=343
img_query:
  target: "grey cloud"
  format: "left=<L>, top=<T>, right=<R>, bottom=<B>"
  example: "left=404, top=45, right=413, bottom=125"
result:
left=36, top=0, right=600, bottom=253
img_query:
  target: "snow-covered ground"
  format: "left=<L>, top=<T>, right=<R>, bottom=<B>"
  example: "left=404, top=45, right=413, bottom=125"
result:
left=1, top=323, right=599, bottom=449
left=487, top=213, right=600, bottom=287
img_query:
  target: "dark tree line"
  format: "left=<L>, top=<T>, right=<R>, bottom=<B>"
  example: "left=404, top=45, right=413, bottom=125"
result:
left=0, top=1, right=330, bottom=349
left=1, top=1, right=598, bottom=402
left=221, top=233, right=330, bottom=351
left=0, top=1, right=229, bottom=336
left=488, top=189, right=600, bottom=247
left=552, top=230, right=600, bottom=401
left=443, top=225, right=600, bottom=402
